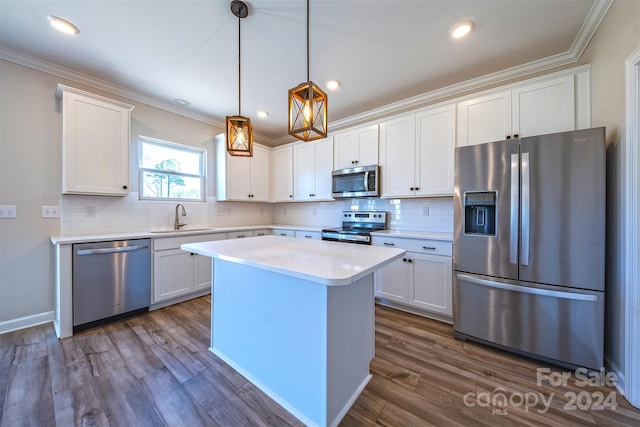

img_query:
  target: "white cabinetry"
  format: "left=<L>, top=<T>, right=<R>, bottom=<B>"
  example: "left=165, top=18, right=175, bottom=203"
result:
left=272, top=229, right=295, bottom=237
left=379, top=103, right=455, bottom=198
left=373, top=235, right=453, bottom=320
left=216, top=136, right=271, bottom=201
left=333, top=124, right=379, bottom=169
left=457, top=74, right=580, bottom=146
left=293, top=138, right=333, bottom=201
left=57, top=84, right=134, bottom=196
left=152, top=233, right=226, bottom=304
left=228, top=230, right=255, bottom=239
left=272, top=145, right=294, bottom=202
left=294, top=230, right=321, bottom=240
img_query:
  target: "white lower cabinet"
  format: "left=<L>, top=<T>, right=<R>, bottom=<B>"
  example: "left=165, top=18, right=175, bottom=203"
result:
left=373, top=235, right=453, bottom=319
left=272, top=228, right=295, bottom=237
left=294, top=230, right=321, bottom=240
left=228, top=230, right=255, bottom=239
left=152, top=233, right=226, bottom=304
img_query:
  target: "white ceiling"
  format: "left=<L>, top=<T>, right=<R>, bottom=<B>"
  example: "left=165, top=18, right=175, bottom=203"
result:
left=0, top=0, right=610, bottom=145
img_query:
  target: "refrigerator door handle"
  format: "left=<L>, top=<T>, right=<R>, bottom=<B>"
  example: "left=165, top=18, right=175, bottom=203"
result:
left=509, top=153, right=519, bottom=264
left=456, top=274, right=598, bottom=301
left=521, top=152, right=530, bottom=266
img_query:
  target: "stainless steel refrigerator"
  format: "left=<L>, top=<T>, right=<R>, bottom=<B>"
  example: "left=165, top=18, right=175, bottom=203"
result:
left=453, top=127, right=605, bottom=370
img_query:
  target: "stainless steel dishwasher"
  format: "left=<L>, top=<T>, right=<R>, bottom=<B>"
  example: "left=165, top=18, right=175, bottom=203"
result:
left=73, top=239, right=151, bottom=330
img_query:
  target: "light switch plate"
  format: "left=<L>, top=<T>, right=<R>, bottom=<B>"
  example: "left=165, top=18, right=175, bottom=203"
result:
left=0, top=205, right=17, bottom=219
left=42, top=206, right=60, bottom=218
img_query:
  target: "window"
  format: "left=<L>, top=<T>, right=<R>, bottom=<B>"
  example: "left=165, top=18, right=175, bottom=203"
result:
left=139, top=136, right=206, bottom=201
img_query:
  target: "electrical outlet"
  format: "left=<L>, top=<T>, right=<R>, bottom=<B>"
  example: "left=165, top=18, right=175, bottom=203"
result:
left=0, top=205, right=17, bottom=219
left=85, top=206, right=96, bottom=218
left=42, top=206, right=60, bottom=218
left=422, top=206, right=430, bottom=216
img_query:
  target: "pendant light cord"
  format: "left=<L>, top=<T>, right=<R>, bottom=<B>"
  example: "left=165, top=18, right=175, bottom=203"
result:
left=238, top=12, right=242, bottom=115
left=306, top=0, right=310, bottom=82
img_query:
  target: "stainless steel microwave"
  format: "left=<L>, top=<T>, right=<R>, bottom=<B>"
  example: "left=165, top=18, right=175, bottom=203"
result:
left=332, top=165, right=379, bottom=198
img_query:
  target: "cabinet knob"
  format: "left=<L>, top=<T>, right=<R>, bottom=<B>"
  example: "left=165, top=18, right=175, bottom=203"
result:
left=415, top=187, right=419, bottom=191
left=122, top=185, right=128, bottom=190
left=408, top=259, right=413, bottom=263
left=310, top=193, right=315, bottom=197
left=289, top=195, right=293, bottom=198
left=506, top=135, right=511, bottom=139
left=410, top=187, right=415, bottom=191
left=513, top=134, right=519, bottom=138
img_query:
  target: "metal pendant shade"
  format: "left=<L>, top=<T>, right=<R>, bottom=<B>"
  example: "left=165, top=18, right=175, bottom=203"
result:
left=227, top=0, right=253, bottom=157
left=288, top=0, right=327, bottom=141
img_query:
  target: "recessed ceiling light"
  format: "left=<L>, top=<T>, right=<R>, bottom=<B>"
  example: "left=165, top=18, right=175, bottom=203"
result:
left=174, top=98, right=191, bottom=107
left=47, top=15, right=80, bottom=35
left=257, top=110, right=269, bottom=118
left=451, top=20, right=474, bottom=39
left=326, top=80, right=341, bottom=91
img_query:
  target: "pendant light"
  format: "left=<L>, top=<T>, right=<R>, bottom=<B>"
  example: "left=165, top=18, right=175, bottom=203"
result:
left=288, top=0, right=327, bottom=141
left=227, top=0, right=253, bottom=157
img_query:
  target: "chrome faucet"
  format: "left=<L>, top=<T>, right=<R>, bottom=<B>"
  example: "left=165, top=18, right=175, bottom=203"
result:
left=175, top=203, right=187, bottom=230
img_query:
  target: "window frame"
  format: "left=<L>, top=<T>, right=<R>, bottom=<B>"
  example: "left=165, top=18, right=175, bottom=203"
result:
left=138, top=135, right=206, bottom=202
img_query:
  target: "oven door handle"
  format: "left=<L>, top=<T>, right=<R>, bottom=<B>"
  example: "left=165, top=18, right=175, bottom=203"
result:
left=364, top=170, right=370, bottom=191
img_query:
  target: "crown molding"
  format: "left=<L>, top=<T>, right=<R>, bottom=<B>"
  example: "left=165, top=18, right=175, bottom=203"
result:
left=324, top=0, right=613, bottom=135
left=0, top=46, right=227, bottom=128
left=0, top=0, right=612, bottom=146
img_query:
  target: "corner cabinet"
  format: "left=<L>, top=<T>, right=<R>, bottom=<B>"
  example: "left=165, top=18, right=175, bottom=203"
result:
left=373, top=235, right=453, bottom=322
left=333, top=124, right=379, bottom=170
left=456, top=70, right=590, bottom=146
left=57, top=84, right=134, bottom=196
left=293, top=138, right=334, bottom=201
left=379, top=103, right=455, bottom=198
left=215, top=136, right=271, bottom=202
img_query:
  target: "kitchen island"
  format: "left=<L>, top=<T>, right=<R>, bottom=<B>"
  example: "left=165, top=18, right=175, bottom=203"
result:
left=181, top=235, right=405, bottom=427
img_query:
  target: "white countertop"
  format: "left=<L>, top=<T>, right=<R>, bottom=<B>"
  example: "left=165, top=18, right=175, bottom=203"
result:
left=182, top=235, right=405, bottom=286
left=50, top=224, right=452, bottom=245
left=371, top=230, right=453, bottom=241
left=49, top=224, right=328, bottom=245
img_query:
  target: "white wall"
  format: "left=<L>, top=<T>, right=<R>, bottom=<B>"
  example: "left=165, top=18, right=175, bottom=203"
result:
left=573, top=0, right=640, bottom=393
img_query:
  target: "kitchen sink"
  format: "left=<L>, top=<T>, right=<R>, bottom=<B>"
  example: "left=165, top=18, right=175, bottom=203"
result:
left=149, top=228, right=215, bottom=234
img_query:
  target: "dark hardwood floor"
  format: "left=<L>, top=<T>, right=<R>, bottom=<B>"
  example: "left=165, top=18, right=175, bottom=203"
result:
left=1, top=295, right=639, bottom=426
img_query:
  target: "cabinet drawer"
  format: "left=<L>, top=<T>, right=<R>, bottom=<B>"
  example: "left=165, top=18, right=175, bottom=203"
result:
left=373, top=236, right=452, bottom=257
left=272, top=229, right=295, bottom=237
left=228, top=230, right=255, bottom=239
left=153, top=233, right=226, bottom=251
left=294, top=230, right=321, bottom=240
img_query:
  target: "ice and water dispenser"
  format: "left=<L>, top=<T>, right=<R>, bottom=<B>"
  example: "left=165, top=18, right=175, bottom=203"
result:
left=463, top=191, right=497, bottom=236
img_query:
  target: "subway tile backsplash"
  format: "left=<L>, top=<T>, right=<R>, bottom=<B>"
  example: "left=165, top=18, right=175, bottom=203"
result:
left=60, top=193, right=453, bottom=236
left=273, top=197, right=453, bottom=232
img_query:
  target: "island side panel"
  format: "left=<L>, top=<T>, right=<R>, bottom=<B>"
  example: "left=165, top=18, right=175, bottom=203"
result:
left=326, top=274, right=375, bottom=427
left=211, top=259, right=328, bottom=426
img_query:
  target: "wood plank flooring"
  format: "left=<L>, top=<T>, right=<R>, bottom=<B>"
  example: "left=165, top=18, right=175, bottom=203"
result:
left=1, top=295, right=639, bottom=426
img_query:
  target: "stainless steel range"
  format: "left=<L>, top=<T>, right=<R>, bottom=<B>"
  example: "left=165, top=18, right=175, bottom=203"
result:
left=321, top=211, right=387, bottom=244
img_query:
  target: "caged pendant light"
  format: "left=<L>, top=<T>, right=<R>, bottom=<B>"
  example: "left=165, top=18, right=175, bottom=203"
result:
left=288, top=0, right=327, bottom=141
left=226, top=0, right=253, bottom=157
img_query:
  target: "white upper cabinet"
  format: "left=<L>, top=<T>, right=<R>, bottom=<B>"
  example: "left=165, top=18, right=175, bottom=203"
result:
left=456, top=91, right=512, bottom=147
left=333, top=124, right=379, bottom=170
left=457, top=73, right=582, bottom=146
left=293, top=138, right=333, bottom=201
left=216, top=137, right=271, bottom=202
left=57, top=84, right=134, bottom=196
left=379, top=103, right=455, bottom=198
left=272, top=145, right=294, bottom=202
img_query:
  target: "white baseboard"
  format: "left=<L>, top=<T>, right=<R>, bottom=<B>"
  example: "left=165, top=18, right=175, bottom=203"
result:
left=605, top=355, right=626, bottom=396
left=0, top=311, right=55, bottom=335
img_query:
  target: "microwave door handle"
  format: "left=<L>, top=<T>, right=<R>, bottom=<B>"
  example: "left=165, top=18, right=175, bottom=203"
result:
left=364, top=170, right=370, bottom=190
